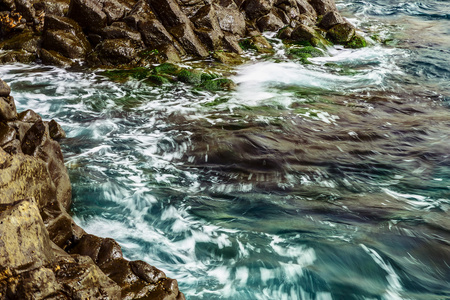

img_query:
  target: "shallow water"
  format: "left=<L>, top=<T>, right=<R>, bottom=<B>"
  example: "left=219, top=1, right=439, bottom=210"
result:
left=1, top=0, right=450, bottom=299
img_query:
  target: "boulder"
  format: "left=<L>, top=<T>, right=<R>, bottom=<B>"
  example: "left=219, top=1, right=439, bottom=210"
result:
left=214, top=2, right=246, bottom=36
left=149, top=0, right=189, bottom=28
left=101, top=22, right=143, bottom=45
left=327, top=22, right=355, bottom=43
left=257, top=11, right=285, bottom=32
left=0, top=79, right=11, bottom=97
left=169, top=23, right=209, bottom=57
left=0, top=122, right=16, bottom=147
left=319, top=10, right=344, bottom=29
left=33, top=0, right=71, bottom=17
left=67, top=0, right=107, bottom=31
left=0, top=95, right=17, bottom=121
left=0, top=198, right=55, bottom=274
left=40, top=48, right=74, bottom=67
left=95, top=38, right=138, bottom=65
left=308, top=0, right=336, bottom=15
left=243, top=0, right=273, bottom=20
left=290, top=23, right=316, bottom=42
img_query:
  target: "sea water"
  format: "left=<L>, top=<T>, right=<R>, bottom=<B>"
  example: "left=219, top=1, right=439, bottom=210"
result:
left=1, top=0, right=449, bottom=299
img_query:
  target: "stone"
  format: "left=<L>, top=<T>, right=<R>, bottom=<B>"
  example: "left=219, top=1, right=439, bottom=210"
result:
left=0, top=198, right=55, bottom=274
left=0, top=95, right=17, bottom=121
left=0, top=123, right=16, bottom=147
left=96, top=38, right=138, bottom=65
left=55, top=254, right=121, bottom=299
left=215, top=3, right=246, bottom=36
left=0, top=31, right=41, bottom=53
left=103, top=0, right=127, bottom=24
left=212, top=51, right=244, bottom=64
left=68, top=234, right=104, bottom=262
left=18, top=109, right=42, bottom=123
left=290, top=24, right=316, bottom=42
left=33, top=0, right=71, bottom=17
left=0, top=79, right=11, bottom=97
left=295, top=0, right=317, bottom=17
left=137, top=18, right=177, bottom=49
left=97, top=238, right=123, bottom=266
left=129, top=260, right=166, bottom=284
left=149, top=0, right=189, bottom=28
left=101, top=22, right=142, bottom=45
left=308, top=0, right=336, bottom=15
left=277, top=26, right=293, bottom=39
left=257, top=11, right=285, bottom=32
left=67, top=0, right=107, bottom=31
left=327, top=22, right=355, bottom=43
left=0, top=50, right=36, bottom=64
left=243, top=0, right=273, bottom=20
left=222, top=32, right=243, bottom=54
left=15, top=0, right=36, bottom=23
left=319, top=10, right=344, bottom=29
left=195, top=28, right=224, bottom=50
left=40, top=48, right=74, bottom=67
left=21, top=119, right=46, bottom=156
left=48, top=119, right=66, bottom=140
left=42, top=29, right=90, bottom=59
left=191, top=5, right=220, bottom=31
left=169, top=23, right=209, bottom=57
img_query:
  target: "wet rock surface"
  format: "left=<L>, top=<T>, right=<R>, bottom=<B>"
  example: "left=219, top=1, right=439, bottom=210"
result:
left=0, top=78, right=184, bottom=299
left=0, top=0, right=366, bottom=67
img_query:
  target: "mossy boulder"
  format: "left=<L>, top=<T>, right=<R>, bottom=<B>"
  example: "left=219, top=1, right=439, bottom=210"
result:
left=327, top=22, right=355, bottom=43
left=288, top=46, right=324, bottom=64
left=199, top=78, right=235, bottom=91
left=239, top=36, right=273, bottom=53
left=345, top=34, right=367, bottom=48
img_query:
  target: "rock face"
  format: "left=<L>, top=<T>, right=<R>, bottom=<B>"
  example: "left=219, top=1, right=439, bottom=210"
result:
left=0, top=0, right=365, bottom=67
left=0, top=78, right=185, bottom=300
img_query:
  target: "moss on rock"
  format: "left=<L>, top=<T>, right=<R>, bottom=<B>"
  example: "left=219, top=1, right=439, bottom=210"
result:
left=345, top=34, right=367, bottom=49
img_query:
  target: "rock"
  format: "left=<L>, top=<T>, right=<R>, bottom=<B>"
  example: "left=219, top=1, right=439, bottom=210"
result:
left=103, top=0, right=127, bottom=24
left=68, top=234, right=104, bottom=263
left=0, top=198, right=55, bottom=274
left=169, top=23, right=209, bottom=57
left=48, top=119, right=66, bottom=140
left=7, top=267, right=62, bottom=299
left=0, top=31, right=41, bottom=53
left=222, top=32, right=243, bottom=54
left=42, top=29, right=90, bottom=59
left=308, top=0, right=336, bottom=16
left=0, top=50, right=36, bottom=64
left=0, top=122, right=16, bottom=147
left=67, top=0, right=107, bottom=31
left=18, top=109, right=42, bottom=123
left=345, top=34, right=367, bottom=48
left=149, top=0, right=190, bottom=28
left=277, top=26, right=293, bottom=39
left=21, top=119, right=46, bottom=156
left=55, top=255, right=121, bottom=299
left=97, top=238, right=123, bottom=266
left=15, top=0, right=36, bottom=24
left=95, top=38, right=138, bottom=65
left=0, top=95, right=17, bottom=121
left=0, top=79, right=11, bottom=97
left=40, top=48, right=74, bottom=67
left=327, top=22, right=355, bottom=43
left=195, top=28, right=224, bottom=50
left=243, top=0, right=273, bottom=20
left=257, top=11, right=285, bottom=32
left=33, top=0, right=71, bottom=17
left=319, top=10, right=344, bottom=29
left=129, top=260, right=166, bottom=284
left=215, top=2, right=246, bottom=36
left=101, top=22, right=143, bottom=45
left=296, top=0, right=317, bottom=17
left=290, top=24, right=316, bottom=42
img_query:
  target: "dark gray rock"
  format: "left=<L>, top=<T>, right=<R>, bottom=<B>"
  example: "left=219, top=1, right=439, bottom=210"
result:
left=308, top=0, right=336, bottom=15
left=257, top=11, right=285, bottom=32
left=319, top=10, right=344, bottom=29
left=327, top=21, right=355, bottom=43
left=67, top=0, right=107, bottom=31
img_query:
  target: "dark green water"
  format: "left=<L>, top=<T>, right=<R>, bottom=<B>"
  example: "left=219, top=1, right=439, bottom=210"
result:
left=1, top=0, right=449, bottom=299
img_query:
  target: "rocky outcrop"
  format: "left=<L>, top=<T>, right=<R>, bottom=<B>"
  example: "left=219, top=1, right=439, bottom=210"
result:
left=0, top=78, right=184, bottom=299
left=0, top=0, right=366, bottom=67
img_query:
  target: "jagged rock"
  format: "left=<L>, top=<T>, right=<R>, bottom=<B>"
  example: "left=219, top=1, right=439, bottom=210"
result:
left=319, top=10, right=344, bottom=29
left=67, top=0, right=107, bottom=31
left=296, top=0, right=317, bottom=17
left=96, top=38, right=138, bottom=65
left=0, top=31, right=41, bottom=53
left=257, top=11, right=285, bottom=32
left=170, top=23, right=209, bottom=57
left=277, top=26, right=293, bottom=39
left=42, top=15, right=91, bottom=59
left=129, top=260, right=166, bottom=284
left=0, top=198, right=55, bottom=273
left=149, top=0, right=189, bottom=28
left=101, top=22, right=143, bottom=45
left=7, top=267, right=62, bottom=299
left=0, top=94, right=17, bottom=121
left=40, top=48, right=74, bottom=67
left=308, top=0, right=336, bottom=15
left=18, top=109, right=42, bottom=123
left=0, top=79, right=11, bottom=97
left=0, top=50, right=36, bottom=64
left=327, top=21, right=355, bottom=43
left=215, top=2, right=246, bottom=36
left=0, top=122, right=16, bottom=147
left=103, top=0, right=127, bottom=24
left=290, top=23, right=316, bottom=42
left=15, top=0, right=36, bottom=23
left=195, top=28, right=224, bottom=50
left=48, top=119, right=66, bottom=140
left=55, top=254, right=121, bottom=299
left=222, top=32, right=243, bottom=54
left=33, top=0, right=71, bottom=17
left=243, top=0, right=273, bottom=20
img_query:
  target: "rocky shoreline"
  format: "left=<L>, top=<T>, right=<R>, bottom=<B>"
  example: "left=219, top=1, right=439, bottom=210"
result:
left=0, top=78, right=184, bottom=299
left=0, top=0, right=365, bottom=67
left=0, top=0, right=366, bottom=299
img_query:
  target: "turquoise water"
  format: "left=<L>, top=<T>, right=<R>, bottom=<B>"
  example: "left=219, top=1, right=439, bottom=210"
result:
left=1, top=1, right=449, bottom=299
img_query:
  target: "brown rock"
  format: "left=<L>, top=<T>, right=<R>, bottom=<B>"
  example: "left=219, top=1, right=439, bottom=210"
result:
left=101, top=22, right=143, bottom=45
left=0, top=79, right=11, bottom=97
left=215, top=3, right=246, bottom=36
left=40, top=49, right=74, bottom=67
left=169, top=23, right=209, bottom=57
left=243, top=0, right=273, bottom=20
left=308, top=0, right=336, bottom=15
left=291, top=23, right=316, bottom=41
left=0, top=123, right=16, bottom=147
left=257, top=11, right=285, bottom=32
left=319, top=10, right=344, bottom=29
left=67, top=0, right=108, bottom=31
left=0, top=95, right=17, bottom=121
left=33, top=0, right=71, bottom=17
left=130, top=260, right=166, bottom=284
left=0, top=198, right=55, bottom=274
left=48, top=119, right=66, bottom=140
left=96, top=38, right=138, bottom=65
